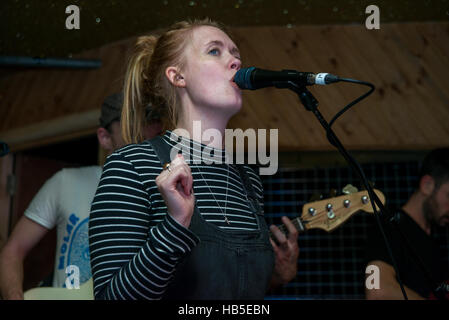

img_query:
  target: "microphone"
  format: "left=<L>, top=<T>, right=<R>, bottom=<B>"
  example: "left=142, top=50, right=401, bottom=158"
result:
left=233, top=67, right=340, bottom=90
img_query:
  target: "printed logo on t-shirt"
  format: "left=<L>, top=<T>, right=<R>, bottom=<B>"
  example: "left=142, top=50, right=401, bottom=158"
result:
left=58, top=213, right=91, bottom=287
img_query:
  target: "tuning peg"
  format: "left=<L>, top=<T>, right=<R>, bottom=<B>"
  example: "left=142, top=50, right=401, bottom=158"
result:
left=309, top=193, right=323, bottom=202
left=329, top=188, right=337, bottom=198
left=342, top=184, right=358, bottom=194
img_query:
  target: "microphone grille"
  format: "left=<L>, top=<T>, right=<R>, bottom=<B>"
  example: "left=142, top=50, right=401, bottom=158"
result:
left=234, top=67, right=256, bottom=90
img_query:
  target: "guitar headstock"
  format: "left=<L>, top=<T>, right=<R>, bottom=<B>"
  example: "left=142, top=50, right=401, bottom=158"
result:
left=301, top=189, right=385, bottom=232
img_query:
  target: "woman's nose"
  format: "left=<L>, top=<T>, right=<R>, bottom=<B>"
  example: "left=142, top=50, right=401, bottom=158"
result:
left=230, top=57, right=241, bottom=70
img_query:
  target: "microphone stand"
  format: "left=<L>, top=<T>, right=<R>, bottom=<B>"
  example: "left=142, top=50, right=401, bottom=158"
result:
left=283, top=82, right=417, bottom=299
left=286, top=82, right=449, bottom=300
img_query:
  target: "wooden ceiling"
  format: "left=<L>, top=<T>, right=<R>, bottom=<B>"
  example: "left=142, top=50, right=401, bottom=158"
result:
left=1, top=21, right=448, bottom=151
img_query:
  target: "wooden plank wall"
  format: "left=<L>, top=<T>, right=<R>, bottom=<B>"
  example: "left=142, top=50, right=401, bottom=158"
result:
left=229, top=22, right=449, bottom=150
left=0, top=37, right=133, bottom=151
left=0, top=22, right=448, bottom=151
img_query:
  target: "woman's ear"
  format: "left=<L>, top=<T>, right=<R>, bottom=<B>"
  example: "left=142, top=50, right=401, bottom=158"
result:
left=166, top=66, right=186, bottom=88
left=420, top=175, right=435, bottom=196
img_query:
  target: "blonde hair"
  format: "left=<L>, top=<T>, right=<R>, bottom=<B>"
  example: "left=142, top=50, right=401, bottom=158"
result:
left=121, top=18, right=232, bottom=144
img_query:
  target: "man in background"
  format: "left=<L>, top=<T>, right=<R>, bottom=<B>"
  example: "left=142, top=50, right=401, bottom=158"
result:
left=0, top=93, right=161, bottom=299
left=365, top=148, right=449, bottom=300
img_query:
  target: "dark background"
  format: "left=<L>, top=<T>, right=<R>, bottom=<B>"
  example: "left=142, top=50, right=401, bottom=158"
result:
left=262, top=155, right=449, bottom=299
left=2, top=0, right=449, bottom=58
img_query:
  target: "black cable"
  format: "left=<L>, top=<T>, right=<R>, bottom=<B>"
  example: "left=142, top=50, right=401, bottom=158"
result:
left=328, top=78, right=375, bottom=128
left=286, top=81, right=409, bottom=300
left=325, top=126, right=409, bottom=300
left=326, top=78, right=443, bottom=298
left=321, top=108, right=409, bottom=301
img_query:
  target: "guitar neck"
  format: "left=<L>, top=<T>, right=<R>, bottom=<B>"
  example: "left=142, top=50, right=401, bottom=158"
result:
left=269, top=189, right=385, bottom=240
left=269, top=217, right=306, bottom=240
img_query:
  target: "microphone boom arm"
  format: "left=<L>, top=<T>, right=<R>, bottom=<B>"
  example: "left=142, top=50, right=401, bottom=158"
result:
left=285, top=81, right=410, bottom=300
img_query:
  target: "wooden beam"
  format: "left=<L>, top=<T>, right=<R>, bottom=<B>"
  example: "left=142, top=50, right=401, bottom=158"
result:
left=0, top=109, right=100, bottom=152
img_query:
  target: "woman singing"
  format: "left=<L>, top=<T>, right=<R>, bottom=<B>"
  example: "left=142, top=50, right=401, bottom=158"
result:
left=88, top=19, right=299, bottom=300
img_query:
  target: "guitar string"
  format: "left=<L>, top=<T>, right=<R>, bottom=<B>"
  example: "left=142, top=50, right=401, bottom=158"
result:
left=270, top=197, right=371, bottom=237
left=273, top=208, right=361, bottom=236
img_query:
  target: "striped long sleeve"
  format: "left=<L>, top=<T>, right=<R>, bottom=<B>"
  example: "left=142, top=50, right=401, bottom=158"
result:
left=88, top=151, right=199, bottom=300
left=88, top=131, right=266, bottom=300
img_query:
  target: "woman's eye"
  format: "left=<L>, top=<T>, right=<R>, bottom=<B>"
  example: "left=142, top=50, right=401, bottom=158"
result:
left=208, top=48, right=220, bottom=56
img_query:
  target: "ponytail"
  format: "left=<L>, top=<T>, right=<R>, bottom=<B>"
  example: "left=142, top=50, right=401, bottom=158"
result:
left=121, top=35, right=157, bottom=144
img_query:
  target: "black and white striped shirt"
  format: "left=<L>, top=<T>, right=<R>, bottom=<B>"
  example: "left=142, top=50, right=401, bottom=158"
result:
left=88, top=131, right=264, bottom=299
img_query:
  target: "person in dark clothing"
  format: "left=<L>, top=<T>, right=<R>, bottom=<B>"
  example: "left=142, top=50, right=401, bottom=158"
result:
left=365, top=148, right=449, bottom=299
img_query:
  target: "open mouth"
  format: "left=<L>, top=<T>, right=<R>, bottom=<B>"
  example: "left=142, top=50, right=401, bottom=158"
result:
left=231, top=81, right=239, bottom=88
left=230, top=78, right=240, bottom=89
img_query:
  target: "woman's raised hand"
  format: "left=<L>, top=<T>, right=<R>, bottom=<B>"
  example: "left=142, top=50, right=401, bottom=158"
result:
left=155, top=154, right=195, bottom=228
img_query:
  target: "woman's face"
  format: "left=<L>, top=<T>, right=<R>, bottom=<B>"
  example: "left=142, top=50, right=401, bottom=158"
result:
left=181, top=26, right=242, bottom=117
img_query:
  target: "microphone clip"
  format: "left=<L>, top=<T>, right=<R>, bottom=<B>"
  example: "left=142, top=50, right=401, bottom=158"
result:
left=286, top=82, right=319, bottom=112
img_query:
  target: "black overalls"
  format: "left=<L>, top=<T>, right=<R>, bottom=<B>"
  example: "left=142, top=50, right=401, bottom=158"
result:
left=149, top=136, right=274, bottom=300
